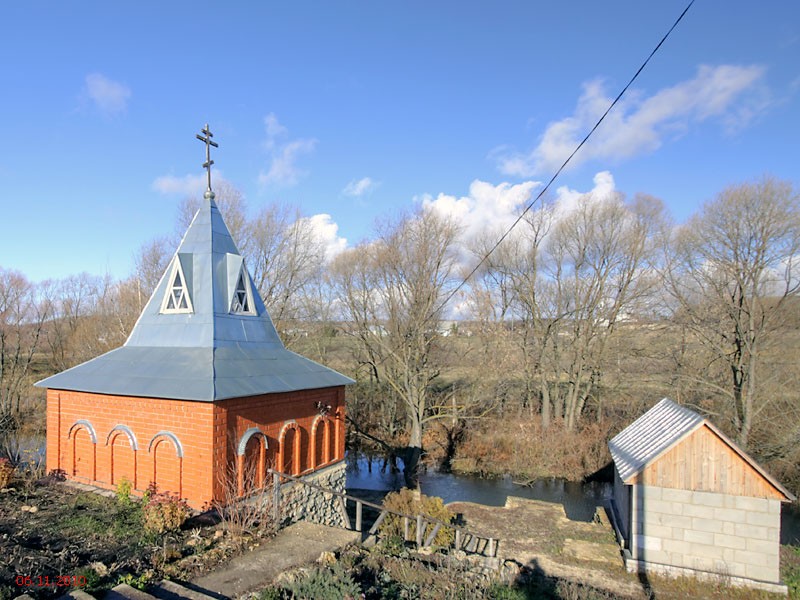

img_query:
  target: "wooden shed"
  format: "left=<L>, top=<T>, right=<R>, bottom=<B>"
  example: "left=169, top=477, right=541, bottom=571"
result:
left=608, top=398, right=795, bottom=594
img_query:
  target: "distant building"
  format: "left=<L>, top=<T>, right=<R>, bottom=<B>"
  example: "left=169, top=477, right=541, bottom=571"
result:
left=37, top=152, right=353, bottom=510
left=608, top=398, right=794, bottom=594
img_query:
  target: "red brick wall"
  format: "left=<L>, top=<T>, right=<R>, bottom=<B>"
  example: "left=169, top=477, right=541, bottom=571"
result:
left=46, top=385, right=347, bottom=510
left=46, top=389, right=215, bottom=509
left=213, top=386, right=346, bottom=499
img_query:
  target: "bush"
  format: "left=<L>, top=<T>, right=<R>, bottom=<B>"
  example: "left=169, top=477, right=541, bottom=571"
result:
left=379, top=488, right=454, bottom=547
left=141, top=483, right=190, bottom=535
left=0, top=458, right=14, bottom=488
left=282, top=563, right=360, bottom=599
left=116, top=477, right=134, bottom=506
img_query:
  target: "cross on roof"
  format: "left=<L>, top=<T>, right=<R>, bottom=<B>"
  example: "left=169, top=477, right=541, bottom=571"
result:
left=196, top=124, right=219, bottom=199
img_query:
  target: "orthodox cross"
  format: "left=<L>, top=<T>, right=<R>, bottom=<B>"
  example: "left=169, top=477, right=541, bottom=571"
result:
left=196, top=124, right=219, bottom=199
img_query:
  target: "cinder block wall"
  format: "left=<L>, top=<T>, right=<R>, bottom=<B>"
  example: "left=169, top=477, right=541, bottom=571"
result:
left=632, top=484, right=781, bottom=584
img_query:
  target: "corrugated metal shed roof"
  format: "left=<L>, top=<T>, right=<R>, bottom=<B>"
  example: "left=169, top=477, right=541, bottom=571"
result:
left=36, top=198, right=354, bottom=400
left=609, top=398, right=795, bottom=501
left=608, top=398, right=703, bottom=483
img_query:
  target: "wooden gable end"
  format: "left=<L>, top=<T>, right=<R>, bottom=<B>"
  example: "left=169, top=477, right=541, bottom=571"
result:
left=632, top=424, right=786, bottom=500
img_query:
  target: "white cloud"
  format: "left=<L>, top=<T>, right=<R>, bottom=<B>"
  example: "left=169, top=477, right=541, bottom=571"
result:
left=421, top=179, right=540, bottom=244
left=342, top=177, right=379, bottom=197
left=495, top=64, right=769, bottom=177
left=300, top=213, right=348, bottom=262
left=151, top=172, right=229, bottom=196
left=84, top=73, right=131, bottom=115
left=258, top=113, right=317, bottom=187
left=553, top=171, right=617, bottom=216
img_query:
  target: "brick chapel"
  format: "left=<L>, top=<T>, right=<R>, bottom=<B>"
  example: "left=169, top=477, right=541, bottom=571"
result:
left=37, top=128, right=352, bottom=509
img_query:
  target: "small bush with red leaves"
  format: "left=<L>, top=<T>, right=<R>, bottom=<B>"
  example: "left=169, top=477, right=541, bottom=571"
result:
left=141, top=483, right=190, bottom=535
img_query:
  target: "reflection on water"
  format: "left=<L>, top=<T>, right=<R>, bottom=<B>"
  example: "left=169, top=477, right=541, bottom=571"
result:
left=346, top=454, right=611, bottom=522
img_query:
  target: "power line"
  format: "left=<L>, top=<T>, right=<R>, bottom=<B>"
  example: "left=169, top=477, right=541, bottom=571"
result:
left=435, top=0, right=695, bottom=317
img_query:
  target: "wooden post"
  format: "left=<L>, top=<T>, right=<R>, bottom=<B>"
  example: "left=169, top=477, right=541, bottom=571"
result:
left=272, top=471, right=281, bottom=527
left=403, top=517, right=409, bottom=541
left=455, top=529, right=461, bottom=550
left=368, top=510, right=388, bottom=535
left=416, top=515, right=423, bottom=548
left=339, top=496, right=351, bottom=529
left=355, top=501, right=363, bottom=532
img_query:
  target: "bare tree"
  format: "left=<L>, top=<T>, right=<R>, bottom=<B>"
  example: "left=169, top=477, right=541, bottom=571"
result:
left=331, top=208, right=460, bottom=488
left=664, top=176, right=800, bottom=448
left=0, top=269, right=49, bottom=434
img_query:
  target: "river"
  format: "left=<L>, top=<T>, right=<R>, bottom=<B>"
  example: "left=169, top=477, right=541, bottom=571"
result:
left=345, top=455, right=800, bottom=545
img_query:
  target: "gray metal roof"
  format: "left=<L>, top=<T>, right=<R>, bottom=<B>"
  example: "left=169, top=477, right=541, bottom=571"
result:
left=609, top=398, right=795, bottom=501
left=609, top=398, right=703, bottom=483
left=36, top=198, right=354, bottom=401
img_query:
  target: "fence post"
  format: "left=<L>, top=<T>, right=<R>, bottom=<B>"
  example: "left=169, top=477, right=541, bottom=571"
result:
left=416, top=515, right=423, bottom=548
left=272, top=471, right=281, bottom=527
left=355, top=501, right=363, bottom=532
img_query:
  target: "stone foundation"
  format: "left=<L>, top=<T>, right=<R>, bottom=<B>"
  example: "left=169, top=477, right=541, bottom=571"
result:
left=278, top=461, right=347, bottom=528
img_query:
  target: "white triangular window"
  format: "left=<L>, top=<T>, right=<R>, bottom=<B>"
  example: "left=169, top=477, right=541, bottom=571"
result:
left=160, top=258, right=193, bottom=314
left=230, top=267, right=256, bottom=315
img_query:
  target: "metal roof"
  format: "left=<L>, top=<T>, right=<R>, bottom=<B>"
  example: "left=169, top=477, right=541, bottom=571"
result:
left=36, top=198, right=354, bottom=401
left=609, top=398, right=795, bottom=501
left=609, top=398, right=703, bottom=483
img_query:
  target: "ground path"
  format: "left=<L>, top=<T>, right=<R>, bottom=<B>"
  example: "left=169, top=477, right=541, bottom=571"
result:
left=189, top=521, right=360, bottom=599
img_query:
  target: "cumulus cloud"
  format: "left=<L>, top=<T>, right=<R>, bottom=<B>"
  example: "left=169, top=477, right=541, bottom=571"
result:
left=495, top=64, right=769, bottom=177
left=553, top=170, right=618, bottom=215
left=342, top=177, right=379, bottom=197
left=421, top=179, right=540, bottom=244
left=258, top=113, right=317, bottom=187
left=84, top=73, right=131, bottom=115
left=298, top=213, right=348, bottom=262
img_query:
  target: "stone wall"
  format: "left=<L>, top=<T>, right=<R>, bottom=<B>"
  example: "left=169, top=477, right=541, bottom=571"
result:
left=278, top=461, right=347, bottom=529
left=629, top=484, right=783, bottom=589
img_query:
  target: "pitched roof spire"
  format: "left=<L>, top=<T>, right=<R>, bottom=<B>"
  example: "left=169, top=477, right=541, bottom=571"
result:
left=196, top=123, right=218, bottom=200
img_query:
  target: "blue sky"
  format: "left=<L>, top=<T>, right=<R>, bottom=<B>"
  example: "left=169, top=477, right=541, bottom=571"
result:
left=2, top=1, right=799, bottom=282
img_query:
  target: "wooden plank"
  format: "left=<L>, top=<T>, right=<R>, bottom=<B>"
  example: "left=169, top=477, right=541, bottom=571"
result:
left=416, top=515, right=424, bottom=547
left=272, top=471, right=281, bottom=527
left=403, top=517, right=409, bottom=541
left=455, top=529, right=461, bottom=550
left=368, top=510, right=388, bottom=535
left=355, top=501, right=363, bottom=532
left=339, top=496, right=351, bottom=530
left=424, top=523, right=441, bottom=547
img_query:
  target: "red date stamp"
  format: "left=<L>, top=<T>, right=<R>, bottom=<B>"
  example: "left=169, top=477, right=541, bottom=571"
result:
left=15, top=575, right=87, bottom=588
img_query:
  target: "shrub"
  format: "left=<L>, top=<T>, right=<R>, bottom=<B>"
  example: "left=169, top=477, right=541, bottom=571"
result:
left=141, top=484, right=190, bottom=535
left=282, top=563, right=360, bottom=599
left=379, top=488, right=454, bottom=547
left=116, top=477, right=134, bottom=506
left=0, top=457, right=14, bottom=488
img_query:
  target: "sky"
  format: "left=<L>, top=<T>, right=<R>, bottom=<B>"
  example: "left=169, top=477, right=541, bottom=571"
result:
left=2, top=1, right=799, bottom=283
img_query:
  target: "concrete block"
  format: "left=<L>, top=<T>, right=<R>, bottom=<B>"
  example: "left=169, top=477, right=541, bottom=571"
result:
left=684, top=529, right=714, bottom=545
left=641, top=523, right=673, bottom=539
left=662, top=537, right=689, bottom=553
left=639, top=548, right=670, bottom=564
left=664, top=514, right=692, bottom=530
left=733, top=496, right=768, bottom=512
left=714, top=532, right=746, bottom=550
left=691, top=517, right=723, bottom=534
left=722, top=521, right=735, bottom=535
left=713, top=507, right=746, bottom=523
left=734, top=522, right=767, bottom=540
left=635, top=534, right=662, bottom=551
left=661, top=487, right=692, bottom=503
left=745, top=563, right=779, bottom=583
left=682, top=503, right=715, bottom=518
left=722, top=547, right=736, bottom=563
left=766, top=527, right=779, bottom=542
left=734, top=549, right=770, bottom=567
left=745, top=510, right=778, bottom=528
left=746, top=538, right=778, bottom=555
left=692, top=491, right=724, bottom=508
left=644, top=498, right=675, bottom=515
left=687, top=542, right=725, bottom=560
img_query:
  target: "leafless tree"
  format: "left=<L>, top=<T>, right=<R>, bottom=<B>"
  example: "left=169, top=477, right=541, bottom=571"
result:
left=664, top=176, right=800, bottom=448
left=330, top=208, right=460, bottom=488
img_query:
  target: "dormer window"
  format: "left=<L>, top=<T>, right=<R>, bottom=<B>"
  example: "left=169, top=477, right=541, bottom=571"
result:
left=230, top=267, right=256, bottom=315
left=160, top=257, right=193, bottom=314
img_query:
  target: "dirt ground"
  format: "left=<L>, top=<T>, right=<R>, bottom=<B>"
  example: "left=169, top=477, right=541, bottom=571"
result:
left=448, top=496, right=791, bottom=600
